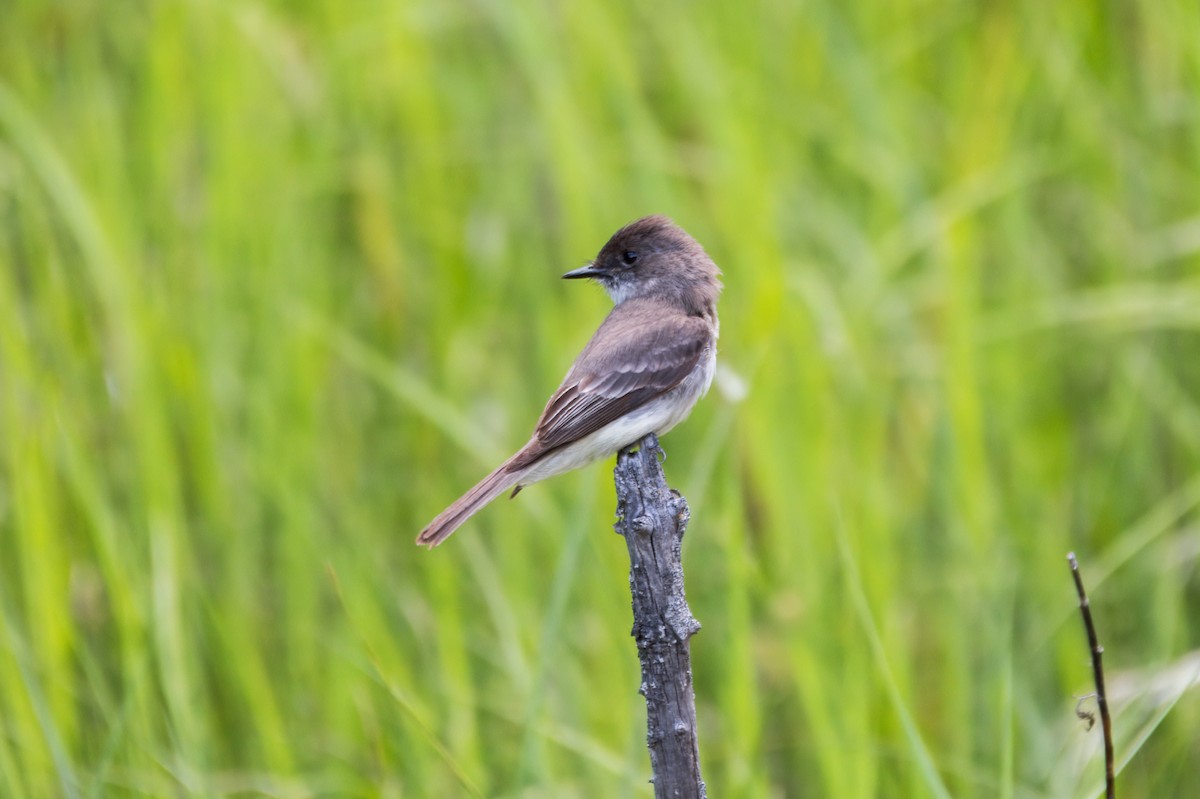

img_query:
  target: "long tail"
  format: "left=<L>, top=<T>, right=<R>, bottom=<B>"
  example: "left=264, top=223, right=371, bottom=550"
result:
left=416, top=455, right=526, bottom=548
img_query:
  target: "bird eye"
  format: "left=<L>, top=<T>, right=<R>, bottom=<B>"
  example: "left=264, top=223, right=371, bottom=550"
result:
left=621, top=250, right=639, bottom=266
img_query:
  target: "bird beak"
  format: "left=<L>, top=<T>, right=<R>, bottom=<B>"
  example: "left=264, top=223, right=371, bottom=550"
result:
left=562, top=262, right=602, bottom=280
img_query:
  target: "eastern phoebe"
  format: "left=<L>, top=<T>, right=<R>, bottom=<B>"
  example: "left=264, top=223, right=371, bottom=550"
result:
left=416, top=215, right=722, bottom=547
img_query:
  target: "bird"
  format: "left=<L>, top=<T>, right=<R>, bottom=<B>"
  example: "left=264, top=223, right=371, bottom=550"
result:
left=416, top=215, right=722, bottom=547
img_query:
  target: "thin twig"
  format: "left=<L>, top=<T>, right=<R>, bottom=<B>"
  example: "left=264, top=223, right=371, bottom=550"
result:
left=1067, top=552, right=1115, bottom=799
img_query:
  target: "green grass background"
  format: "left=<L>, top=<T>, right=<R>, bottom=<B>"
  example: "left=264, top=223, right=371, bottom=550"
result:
left=2, top=1, right=1199, bottom=796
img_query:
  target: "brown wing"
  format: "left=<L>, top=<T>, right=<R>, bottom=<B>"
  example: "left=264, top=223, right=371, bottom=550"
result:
left=513, top=302, right=712, bottom=465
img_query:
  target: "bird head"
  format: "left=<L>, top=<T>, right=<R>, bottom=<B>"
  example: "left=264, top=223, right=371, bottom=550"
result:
left=562, top=215, right=722, bottom=313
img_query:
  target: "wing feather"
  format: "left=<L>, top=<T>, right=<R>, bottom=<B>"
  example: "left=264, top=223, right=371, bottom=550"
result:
left=521, top=302, right=713, bottom=458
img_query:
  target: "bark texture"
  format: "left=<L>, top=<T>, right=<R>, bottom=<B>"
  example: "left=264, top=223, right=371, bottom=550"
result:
left=613, top=433, right=706, bottom=799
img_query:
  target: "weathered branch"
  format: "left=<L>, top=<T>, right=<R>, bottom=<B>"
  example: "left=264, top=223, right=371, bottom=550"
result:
left=613, top=433, right=706, bottom=799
